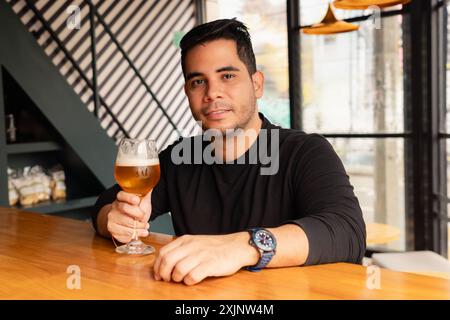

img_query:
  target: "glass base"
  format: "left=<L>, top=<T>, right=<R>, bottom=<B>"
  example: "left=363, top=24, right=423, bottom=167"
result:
left=115, top=240, right=155, bottom=255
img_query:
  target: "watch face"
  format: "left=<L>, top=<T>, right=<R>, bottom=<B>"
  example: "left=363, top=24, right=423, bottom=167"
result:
left=254, top=230, right=276, bottom=251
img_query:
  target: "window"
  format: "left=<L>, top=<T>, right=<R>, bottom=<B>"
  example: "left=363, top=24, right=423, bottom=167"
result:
left=300, top=1, right=407, bottom=251
left=301, top=16, right=404, bottom=134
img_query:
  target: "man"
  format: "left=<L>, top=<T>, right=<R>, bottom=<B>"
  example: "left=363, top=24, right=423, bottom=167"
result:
left=93, top=19, right=366, bottom=286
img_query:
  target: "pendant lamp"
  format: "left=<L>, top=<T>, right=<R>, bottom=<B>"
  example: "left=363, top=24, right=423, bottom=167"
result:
left=302, top=3, right=359, bottom=35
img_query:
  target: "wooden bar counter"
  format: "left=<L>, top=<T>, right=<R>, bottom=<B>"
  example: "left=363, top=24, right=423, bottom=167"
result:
left=0, top=207, right=449, bottom=300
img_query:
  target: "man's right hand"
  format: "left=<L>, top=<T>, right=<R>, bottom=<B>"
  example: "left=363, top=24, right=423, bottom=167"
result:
left=105, top=190, right=152, bottom=243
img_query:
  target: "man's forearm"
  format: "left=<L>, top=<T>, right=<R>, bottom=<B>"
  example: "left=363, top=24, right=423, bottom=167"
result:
left=267, top=224, right=309, bottom=268
left=96, top=204, right=112, bottom=238
left=267, top=224, right=309, bottom=267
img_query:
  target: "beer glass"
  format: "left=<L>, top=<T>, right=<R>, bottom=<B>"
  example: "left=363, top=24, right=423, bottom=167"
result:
left=114, top=138, right=160, bottom=255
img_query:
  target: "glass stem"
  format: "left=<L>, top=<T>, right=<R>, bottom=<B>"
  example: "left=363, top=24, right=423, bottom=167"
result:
left=131, top=218, right=139, bottom=242
left=131, top=195, right=144, bottom=242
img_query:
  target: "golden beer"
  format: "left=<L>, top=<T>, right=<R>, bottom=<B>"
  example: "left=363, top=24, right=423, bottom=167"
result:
left=114, top=138, right=159, bottom=255
left=114, top=159, right=160, bottom=196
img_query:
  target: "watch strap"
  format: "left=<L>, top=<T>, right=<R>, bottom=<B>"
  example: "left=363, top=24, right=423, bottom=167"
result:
left=245, top=250, right=275, bottom=272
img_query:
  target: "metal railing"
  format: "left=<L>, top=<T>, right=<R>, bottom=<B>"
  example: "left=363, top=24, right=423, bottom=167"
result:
left=86, top=0, right=180, bottom=136
left=24, top=0, right=130, bottom=140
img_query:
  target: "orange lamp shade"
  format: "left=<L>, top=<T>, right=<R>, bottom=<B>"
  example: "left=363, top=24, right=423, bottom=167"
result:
left=302, top=4, right=359, bottom=35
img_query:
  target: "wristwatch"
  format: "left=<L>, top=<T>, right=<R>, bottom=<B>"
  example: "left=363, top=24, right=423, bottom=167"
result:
left=245, top=228, right=277, bottom=272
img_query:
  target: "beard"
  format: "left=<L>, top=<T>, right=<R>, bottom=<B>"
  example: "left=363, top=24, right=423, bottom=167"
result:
left=194, top=99, right=258, bottom=136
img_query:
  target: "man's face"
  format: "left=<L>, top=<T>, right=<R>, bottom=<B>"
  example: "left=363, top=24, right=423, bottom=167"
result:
left=183, top=39, right=264, bottom=133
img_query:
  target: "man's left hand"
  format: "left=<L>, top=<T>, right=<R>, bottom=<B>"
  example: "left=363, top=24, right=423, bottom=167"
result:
left=153, top=232, right=258, bottom=285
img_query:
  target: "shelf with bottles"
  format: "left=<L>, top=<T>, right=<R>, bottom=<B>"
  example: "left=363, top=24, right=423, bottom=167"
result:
left=3, top=67, right=62, bottom=145
left=1, top=68, right=103, bottom=217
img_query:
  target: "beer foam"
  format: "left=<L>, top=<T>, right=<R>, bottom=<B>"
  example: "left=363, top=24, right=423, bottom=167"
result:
left=115, top=158, right=159, bottom=166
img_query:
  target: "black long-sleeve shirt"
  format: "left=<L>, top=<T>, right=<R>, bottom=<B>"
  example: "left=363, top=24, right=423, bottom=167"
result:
left=93, top=113, right=366, bottom=265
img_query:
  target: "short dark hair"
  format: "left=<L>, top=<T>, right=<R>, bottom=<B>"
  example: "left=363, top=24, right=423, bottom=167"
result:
left=180, top=18, right=257, bottom=77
